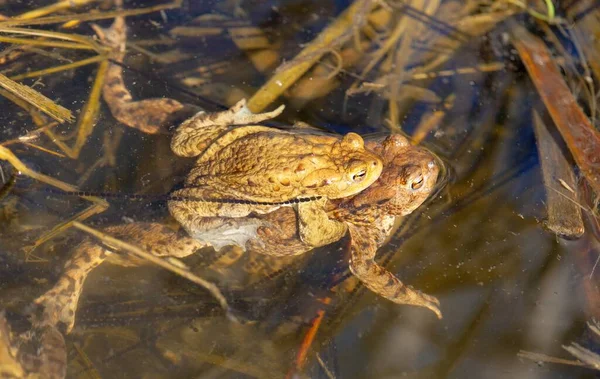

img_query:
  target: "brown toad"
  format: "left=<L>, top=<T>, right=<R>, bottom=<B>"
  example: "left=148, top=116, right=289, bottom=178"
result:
left=167, top=99, right=382, bottom=250
left=248, top=134, right=442, bottom=317
left=205, top=133, right=443, bottom=314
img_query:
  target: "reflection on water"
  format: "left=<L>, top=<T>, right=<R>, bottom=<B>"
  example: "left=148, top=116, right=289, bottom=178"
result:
left=0, top=0, right=598, bottom=378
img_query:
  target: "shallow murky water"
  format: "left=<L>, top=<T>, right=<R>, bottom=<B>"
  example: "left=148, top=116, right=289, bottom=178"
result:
left=0, top=1, right=599, bottom=378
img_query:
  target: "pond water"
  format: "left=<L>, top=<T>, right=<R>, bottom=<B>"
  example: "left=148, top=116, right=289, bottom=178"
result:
left=0, top=1, right=598, bottom=378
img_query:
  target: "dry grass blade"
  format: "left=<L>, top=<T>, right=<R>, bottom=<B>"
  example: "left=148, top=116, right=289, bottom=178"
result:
left=411, top=94, right=454, bottom=144
left=0, top=35, right=91, bottom=49
left=563, top=344, right=600, bottom=370
left=0, top=87, right=45, bottom=119
left=510, top=23, right=600, bottom=195
left=0, top=145, right=107, bottom=207
left=567, top=1, right=600, bottom=94
left=0, top=73, right=73, bottom=123
left=72, top=222, right=233, bottom=319
left=517, top=350, right=588, bottom=368
left=0, top=27, right=103, bottom=52
left=0, top=142, right=109, bottom=257
left=520, top=321, right=600, bottom=371
left=562, top=319, right=600, bottom=371
left=414, top=4, right=516, bottom=79
left=14, top=0, right=98, bottom=20
left=72, top=343, right=102, bottom=379
left=25, top=204, right=108, bottom=261
left=410, top=62, right=506, bottom=81
left=316, top=353, right=336, bottom=379
left=0, top=0, right=182, bottom=28
left=9, top=55, right=105, bottom=81
left=44, top=59, right=109, bottom=159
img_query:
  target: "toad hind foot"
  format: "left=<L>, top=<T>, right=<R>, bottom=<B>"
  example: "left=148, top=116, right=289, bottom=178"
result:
left=93, top=12, right=189, bottom=134
left=0, top=315, right=67, bottom=379
left=170, top=99, right=284, bottom=157
left=347, top=224, right=442, bottom=319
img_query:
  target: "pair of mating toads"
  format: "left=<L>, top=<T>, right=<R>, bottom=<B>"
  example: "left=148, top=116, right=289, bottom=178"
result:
left=35, top=11, right=443, bottom=333
left=0, top=11, right=443, bottom=379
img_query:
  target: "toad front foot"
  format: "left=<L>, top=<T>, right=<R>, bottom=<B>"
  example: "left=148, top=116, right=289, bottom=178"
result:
left=297, top=199, right=347, bottom=248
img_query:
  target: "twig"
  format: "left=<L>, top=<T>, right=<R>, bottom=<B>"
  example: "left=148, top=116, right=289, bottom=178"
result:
left=9, top=55, right=105, bottom=81
left=511, top=23, right=600, bottom=195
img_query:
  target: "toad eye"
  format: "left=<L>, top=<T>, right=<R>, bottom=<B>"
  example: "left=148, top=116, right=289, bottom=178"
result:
left=352, top=169, right=367, bottom=182
left=411, top=175, right=424, bottom=190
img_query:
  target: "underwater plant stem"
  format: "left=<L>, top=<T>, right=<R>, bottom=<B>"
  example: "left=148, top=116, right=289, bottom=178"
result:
left=247, top=0, right=365, bottom=113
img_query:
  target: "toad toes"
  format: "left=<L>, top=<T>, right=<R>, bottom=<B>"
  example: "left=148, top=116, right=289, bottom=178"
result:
left=167, top=99, right=383, bottom=250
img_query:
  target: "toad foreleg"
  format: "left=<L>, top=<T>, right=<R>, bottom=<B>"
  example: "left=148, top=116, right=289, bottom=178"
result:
left=347, top=223, right=442, bottom=318
left=297, top=199, right=347, bottom=248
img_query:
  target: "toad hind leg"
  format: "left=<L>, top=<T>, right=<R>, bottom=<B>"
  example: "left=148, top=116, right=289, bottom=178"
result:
left=34, top=223, right=206, bottom=333
left=93, top=13, right=187, bottom=134
left=33, top=240, right=110, bottom=333
left=347, top=224, right=442, bottom=319
left=170, top=99, right=284, bottom=157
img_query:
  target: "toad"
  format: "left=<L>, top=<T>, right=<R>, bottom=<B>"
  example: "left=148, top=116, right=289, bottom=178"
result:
left=167, top=99, right=382, bottom=250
